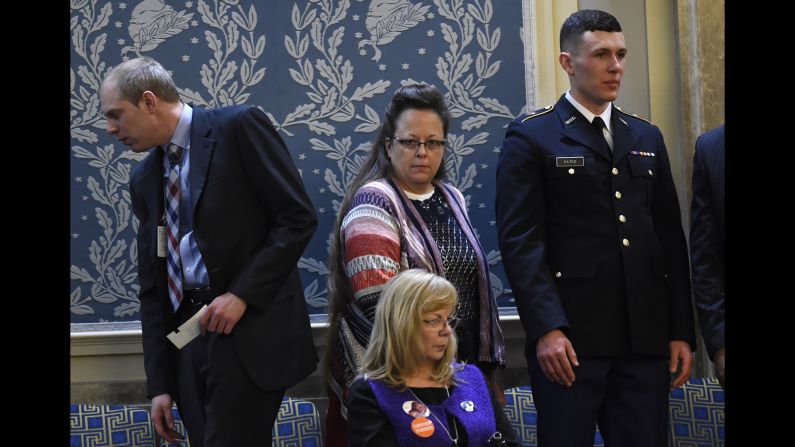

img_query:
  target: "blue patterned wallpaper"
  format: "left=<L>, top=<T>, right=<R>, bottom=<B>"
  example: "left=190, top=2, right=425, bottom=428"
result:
left=70, top=0, right=529, bottom=323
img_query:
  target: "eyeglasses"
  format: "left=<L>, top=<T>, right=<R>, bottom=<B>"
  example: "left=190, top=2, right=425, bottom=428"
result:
left=392, top=136, right=446, bottom=152
left=422, top=316, right=460, bottom=330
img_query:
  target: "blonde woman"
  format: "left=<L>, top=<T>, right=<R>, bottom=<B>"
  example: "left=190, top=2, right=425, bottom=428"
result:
left=347, top=270, right=516, bottom=446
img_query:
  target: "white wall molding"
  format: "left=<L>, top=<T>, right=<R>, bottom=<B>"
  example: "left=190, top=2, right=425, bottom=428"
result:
left=71, top=313, right=528, bottom=402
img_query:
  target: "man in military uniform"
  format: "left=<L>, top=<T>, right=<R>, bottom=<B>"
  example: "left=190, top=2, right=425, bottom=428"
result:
left=495, top=9, right=695, bottom=446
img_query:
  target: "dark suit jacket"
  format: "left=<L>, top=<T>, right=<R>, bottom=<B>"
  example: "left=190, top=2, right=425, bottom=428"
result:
left=496, top=95, right=695, bottom=357
left=689, top=124, right=725, bottom=359
left=130, top=105, right=318, bottom=398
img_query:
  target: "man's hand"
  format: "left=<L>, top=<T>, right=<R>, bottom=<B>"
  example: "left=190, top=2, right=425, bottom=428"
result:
left=536, top=329, right=579, bottom=387
left=151, top=394, right=183, bottom=444
left=713, top=347, right=725, bottom=388
left=669, top=340, right=693, bottom=389
left=199, top=292, right=248, bottom=334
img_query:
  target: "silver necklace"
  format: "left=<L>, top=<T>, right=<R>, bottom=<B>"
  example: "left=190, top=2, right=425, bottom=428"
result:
left=408, top=386, right=459, bottom=446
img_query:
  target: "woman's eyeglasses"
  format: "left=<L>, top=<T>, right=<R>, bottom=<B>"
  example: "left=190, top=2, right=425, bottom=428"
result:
left=392, top=136, right=446, bottom=152
left=422, top=316, right=461, bottom=329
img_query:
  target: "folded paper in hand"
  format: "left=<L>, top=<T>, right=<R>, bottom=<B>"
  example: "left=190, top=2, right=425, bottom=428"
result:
left=167, top=305, right=207, bottom=349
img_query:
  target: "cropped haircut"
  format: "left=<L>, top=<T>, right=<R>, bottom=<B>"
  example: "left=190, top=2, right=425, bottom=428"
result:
left=560, top=9, right=622, bottom=54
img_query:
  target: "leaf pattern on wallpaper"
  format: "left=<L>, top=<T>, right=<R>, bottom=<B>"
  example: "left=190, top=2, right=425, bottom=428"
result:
left=358, top=0, right=430, bottom=62
left=443, top=131, right=488, bottom=194
left=70, top=144, right=148, bottom=317
left=178, top=0, right=267, bottom=107
left=70, top=0, right=113, bottom=145
left=122, top=0, right=194, bottom=56
left=273, top=0, right=391, bottom=136
left=71, top=0, right=150, bottom=317
left=70, top=0, right=524, bottom=320
left=433, top=0, right=514, bottom=130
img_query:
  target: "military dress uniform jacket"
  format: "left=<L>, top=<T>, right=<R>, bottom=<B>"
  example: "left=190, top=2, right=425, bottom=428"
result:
left=495, top=95, right=695, bottom=357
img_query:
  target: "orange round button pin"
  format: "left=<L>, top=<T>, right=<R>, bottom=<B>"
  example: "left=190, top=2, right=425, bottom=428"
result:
left=410, top=417, right=435, bottom=437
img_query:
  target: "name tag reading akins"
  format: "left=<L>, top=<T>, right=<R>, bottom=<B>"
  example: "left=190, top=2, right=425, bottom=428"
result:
left=556, top=156, right=585, bottom=167
left=411, top=417, right=435, bottom=437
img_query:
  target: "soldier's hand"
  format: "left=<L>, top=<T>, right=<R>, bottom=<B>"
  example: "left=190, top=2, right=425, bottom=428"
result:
left=669, top=340, right=693, bottom=389
left=536, top=329, right=579, bottom=387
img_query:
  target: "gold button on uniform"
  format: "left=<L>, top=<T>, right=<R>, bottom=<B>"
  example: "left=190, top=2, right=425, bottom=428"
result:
left=611, top=167, right=618, bottom=175
left=568, top=168, right=575, bottom=175
left=615, top=191, right=622, bottom=199
left=619, top=215, right=626, bottom=223
left=555, top=272, right=562, bottom=278
left=622, top=238, right=630, bottom=247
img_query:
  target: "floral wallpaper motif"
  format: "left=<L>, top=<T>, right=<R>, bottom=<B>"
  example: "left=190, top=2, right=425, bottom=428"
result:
left=70, top=0, right=530, bottom=322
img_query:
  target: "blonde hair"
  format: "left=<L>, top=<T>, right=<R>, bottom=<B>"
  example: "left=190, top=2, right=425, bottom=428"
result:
left=361, top=269, right=459, bottom=388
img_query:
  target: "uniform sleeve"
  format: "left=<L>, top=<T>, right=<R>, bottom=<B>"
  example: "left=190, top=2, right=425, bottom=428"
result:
left=689, top=140, right=725, bottom=358
left=347, top=378, right=400, bottom=447
left=495, top=120, right=569, bottom=343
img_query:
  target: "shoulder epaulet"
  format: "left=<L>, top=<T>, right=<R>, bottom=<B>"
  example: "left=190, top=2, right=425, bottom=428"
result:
left=521, top=104, right=554, bottom=122
left=614, top=105, right=653, bottom=125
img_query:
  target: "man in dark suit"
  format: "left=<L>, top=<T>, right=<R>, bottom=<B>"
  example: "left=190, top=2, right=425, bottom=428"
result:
left=100, top=57, right=318, bottom=446
left=495, top=10, right=695, bottom=446
left=690, top=124, right=725, bottom=388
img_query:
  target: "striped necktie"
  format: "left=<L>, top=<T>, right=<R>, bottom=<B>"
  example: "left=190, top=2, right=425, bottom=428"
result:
left=165, top=143, right=183, bottom=311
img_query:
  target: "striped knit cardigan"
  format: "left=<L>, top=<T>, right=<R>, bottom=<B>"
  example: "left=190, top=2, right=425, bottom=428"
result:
left=328, top=177, right=506, bottom=414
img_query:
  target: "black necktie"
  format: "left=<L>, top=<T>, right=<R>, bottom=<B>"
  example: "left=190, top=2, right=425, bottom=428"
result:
left=592, top=116, right=612, bottom=153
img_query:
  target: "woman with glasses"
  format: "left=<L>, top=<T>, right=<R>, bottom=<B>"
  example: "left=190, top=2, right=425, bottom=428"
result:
left=347, top=269, right=516, bottom=446
left=324, top=84, right=506, bottom=446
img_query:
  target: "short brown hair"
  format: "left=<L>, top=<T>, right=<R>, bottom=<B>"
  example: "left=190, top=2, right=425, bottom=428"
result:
left=102, top=56, right=180, bottom=104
